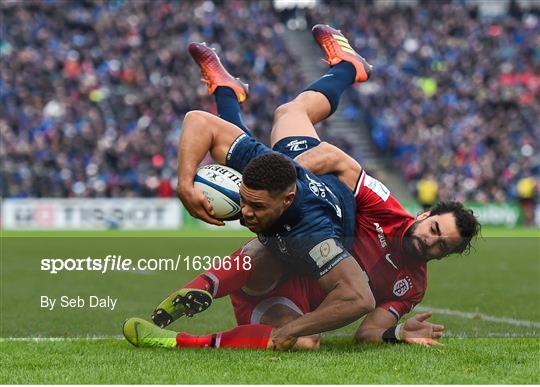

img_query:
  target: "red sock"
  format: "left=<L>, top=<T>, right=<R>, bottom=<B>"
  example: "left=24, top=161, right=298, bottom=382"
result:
left=176, top=324, right=272, bottom=350
left=176, top=332, right=213, bottom=348
left=183, top=245, right=254, bottom=299
left=216, top=324, right=272, bottom=349
left=183, top=274, right=213, bottom=294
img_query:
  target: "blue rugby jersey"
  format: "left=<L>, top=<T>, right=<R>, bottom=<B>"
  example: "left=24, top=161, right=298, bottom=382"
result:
left=226, top=134, right=355, bottom=278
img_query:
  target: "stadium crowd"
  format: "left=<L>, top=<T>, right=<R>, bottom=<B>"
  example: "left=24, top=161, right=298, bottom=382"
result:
left=0, top=0, right=306, bottom=198
left=303, top=0, right=539, bottom=203
left=1, top=0, right=538, bottom=203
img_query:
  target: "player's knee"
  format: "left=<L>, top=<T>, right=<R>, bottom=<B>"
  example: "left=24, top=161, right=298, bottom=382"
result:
left=294, top=336, right=321, bottom=350
left=274, top=101, right=302, bottom=120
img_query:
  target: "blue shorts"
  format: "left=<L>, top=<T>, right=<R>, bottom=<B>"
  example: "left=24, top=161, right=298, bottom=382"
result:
left=272, top=136, right=322, bottom=159
left=226, top=135, right=321, bottom=172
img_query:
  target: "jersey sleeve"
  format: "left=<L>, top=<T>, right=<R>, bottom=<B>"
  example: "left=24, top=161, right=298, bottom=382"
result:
left=305, top=237, right=351, bottom=278
left=354, top=170, right=392, bottom=207
left=226, top=134, right=273, bottom=173
left=378, top=290, right=425, bottom=321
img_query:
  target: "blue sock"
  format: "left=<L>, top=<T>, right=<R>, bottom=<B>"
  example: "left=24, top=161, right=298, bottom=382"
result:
left=214, top=87, right=252, bottom=136
left=303, top=62, right=356, bottom=116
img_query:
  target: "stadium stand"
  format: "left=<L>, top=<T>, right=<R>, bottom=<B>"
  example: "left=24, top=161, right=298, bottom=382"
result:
left=1, top=0, right=538, bottom=203
left=1, top=0, right=305, bottom=198
left=303, top=0, right=539, bottom=202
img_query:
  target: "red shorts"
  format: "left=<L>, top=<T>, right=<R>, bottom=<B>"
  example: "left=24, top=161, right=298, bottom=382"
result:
left=230, top=275, right=327, bottom=325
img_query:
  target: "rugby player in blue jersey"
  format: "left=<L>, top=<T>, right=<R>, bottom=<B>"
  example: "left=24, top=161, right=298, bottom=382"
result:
left=124, top=25, right=477, bottom=351
left=146, top=25, right=373, bottom=350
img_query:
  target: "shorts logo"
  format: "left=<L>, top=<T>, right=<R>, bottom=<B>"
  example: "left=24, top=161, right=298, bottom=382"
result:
left=286, top=139, right=308, bottom=152
left=392, top=276, right=412, bottom=297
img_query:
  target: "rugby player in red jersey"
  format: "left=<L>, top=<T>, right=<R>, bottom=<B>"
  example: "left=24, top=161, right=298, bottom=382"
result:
left=123, top=25, right=480, bottom=350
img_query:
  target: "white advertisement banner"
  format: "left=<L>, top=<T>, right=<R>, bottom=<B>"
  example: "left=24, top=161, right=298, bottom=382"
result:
left=1, top=199, right=182, bottom=230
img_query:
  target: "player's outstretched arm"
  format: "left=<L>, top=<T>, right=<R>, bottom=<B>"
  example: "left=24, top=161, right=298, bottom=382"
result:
left=295, top=142, right=362, bottom=191
left=177, top=110, right=245, bottom=225
left=355, top=308, right=444, bottom=346
left=270, top=256, right=375, bottom=349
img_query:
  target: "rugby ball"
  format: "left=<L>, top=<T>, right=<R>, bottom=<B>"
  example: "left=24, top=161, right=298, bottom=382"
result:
left=194, top=164, right=242, bottom=220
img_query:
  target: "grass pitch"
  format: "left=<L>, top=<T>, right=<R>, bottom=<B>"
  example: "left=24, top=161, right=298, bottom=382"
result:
left=1, top=226, right=539, bottom=384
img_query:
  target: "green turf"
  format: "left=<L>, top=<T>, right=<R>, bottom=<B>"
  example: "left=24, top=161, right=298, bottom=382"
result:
left=1, top=226, right=539, bottom=384
left=1, top=338, right=538, bottom=384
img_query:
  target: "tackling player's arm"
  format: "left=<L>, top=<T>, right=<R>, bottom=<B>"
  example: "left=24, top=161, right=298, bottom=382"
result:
left=271, top=256, right=376, bottom=349
left=294, top=141, right=362, bottom=191
left=355, top=307, right=444, bottom=346
left=177, top=110, right=245, bottom=225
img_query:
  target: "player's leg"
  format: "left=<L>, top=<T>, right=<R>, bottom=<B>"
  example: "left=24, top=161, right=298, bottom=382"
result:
left=133, top=277, right=324, bottom=351
left=258, top=303, right=321, bottom=350
left=124, top=317, right=274, bottom=350
left=270, top=25, right=372, bottom=147
left=188, top=43, right=252, bottom=136
left=231, top=276, right=326, bottom=350
left=152, top=239, right=285, bottom=327
left=124, top=315, right=316, bottom=351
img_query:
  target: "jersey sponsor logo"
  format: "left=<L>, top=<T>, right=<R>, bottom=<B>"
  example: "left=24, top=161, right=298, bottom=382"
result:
left=305, top=174, right=342, bottom=218
left=286, top=139, right=308, bottom=152
left=392, top=276, right=412, bottom=297
left=364, top=174, right=390, bottom=202
left=308, top=182, right=321, bottom=196
left=373, top=222, right=388, bottom=249
left=309, top=239, right=344, bottom=268
left=385, top=253, right=398, bottom=270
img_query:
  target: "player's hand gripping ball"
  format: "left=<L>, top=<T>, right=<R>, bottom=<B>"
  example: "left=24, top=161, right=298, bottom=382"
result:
left=194, top=164, right=242, bottom=221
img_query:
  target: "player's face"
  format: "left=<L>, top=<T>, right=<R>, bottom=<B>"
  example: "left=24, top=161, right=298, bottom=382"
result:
left=404, top=212, right=462, bottom=261
left=239, top=183, right=295, bottom=233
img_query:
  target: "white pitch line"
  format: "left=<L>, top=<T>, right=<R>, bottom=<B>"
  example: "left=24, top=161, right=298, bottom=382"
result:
left=0, top=335, right=123, bottom=342
left=1, top=307, right=539, bottom=342
left=417, top=305, right=540, bottom=328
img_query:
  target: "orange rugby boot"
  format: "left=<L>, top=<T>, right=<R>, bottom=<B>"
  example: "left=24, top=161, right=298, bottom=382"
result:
left=188, top=42, right=249, bottom=103
left=311, top=24, right=373, bottom=83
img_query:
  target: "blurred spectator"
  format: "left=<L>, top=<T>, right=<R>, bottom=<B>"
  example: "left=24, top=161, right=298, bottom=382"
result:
left=416, top=174, right=438, bottom=211
left=517, top=176, right=537, bottom=225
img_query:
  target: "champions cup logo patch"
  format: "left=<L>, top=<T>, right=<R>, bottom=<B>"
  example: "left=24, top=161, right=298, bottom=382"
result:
left=310, top=239, right=343, bottom=268
left=320, top=241, right=330, bottom=257
left=392, top=276, right=412, bottom=297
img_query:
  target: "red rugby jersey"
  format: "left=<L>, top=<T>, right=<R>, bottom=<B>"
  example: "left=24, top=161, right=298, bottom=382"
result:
left=352, top=170, right=427, bottom=320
